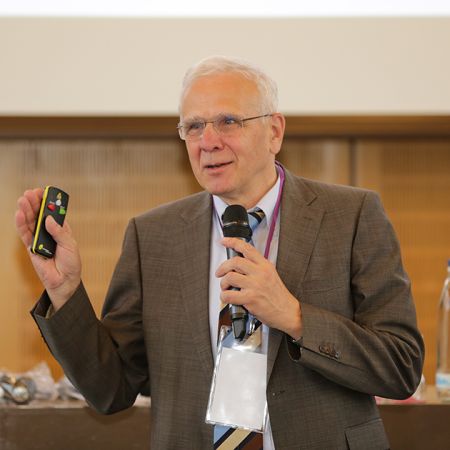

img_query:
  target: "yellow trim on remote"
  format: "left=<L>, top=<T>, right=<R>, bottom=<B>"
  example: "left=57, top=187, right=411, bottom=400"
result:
left=31, top=186, right=50, bottom=254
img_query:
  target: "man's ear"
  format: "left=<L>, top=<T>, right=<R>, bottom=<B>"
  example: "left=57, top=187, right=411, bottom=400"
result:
left=269, top=113, right=286, bottom=156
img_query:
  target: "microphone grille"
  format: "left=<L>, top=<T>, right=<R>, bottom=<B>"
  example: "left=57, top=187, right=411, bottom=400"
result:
left=222, top=205, right=252, bottom=239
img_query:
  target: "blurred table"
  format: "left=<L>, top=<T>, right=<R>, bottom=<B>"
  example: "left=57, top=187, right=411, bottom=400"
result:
left=378, top=386, right=450, bottom=450
left=0, top=399, right=151, bottom=450
left=1, top=388, right=449, bottom=450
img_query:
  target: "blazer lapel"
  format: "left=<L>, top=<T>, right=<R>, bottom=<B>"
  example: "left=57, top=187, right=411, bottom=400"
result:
left=268, top=170, right=325, bottom=379
left=177, top=192, right=215, bottom=378
left=172, top=172, right=325, bottom=382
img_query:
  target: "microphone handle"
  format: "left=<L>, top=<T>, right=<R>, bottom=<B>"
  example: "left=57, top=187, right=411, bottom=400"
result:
left=226, top=243, right=248, bottom=340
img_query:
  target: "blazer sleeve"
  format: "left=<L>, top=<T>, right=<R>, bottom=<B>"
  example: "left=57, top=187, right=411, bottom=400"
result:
left=289, top=191, right=424, bottom=399
left=31, top=218, right=149, bottom=414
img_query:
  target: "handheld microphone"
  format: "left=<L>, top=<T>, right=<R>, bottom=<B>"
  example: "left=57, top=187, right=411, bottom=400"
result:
left=222, top=205, right=252, bottom=340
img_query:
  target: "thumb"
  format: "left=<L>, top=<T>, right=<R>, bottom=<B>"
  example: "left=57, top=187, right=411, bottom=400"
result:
left=45, top=215, right=69, bottom=245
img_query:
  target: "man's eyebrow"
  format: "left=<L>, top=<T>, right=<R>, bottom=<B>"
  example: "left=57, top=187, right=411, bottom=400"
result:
left=182, top=112, right=240, bottom=122
left=182, top=115, right=204, bottom=122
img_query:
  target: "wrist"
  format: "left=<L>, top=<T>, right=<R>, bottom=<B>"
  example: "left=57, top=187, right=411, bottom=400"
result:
left=285, top=298, right=302, bottom=341
left=48, top=280, right=80, bottom=311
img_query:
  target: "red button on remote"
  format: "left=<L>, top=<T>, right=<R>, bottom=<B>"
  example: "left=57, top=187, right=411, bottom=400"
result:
left=47, top=203, right=56, bottom=211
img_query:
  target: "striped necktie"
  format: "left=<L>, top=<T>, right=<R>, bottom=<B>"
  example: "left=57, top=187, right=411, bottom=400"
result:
left=247, top=209, right=266, bottom=244
left=215, top=208, right=265, bottom=450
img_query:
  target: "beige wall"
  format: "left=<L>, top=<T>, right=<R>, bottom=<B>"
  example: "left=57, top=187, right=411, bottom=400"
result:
left=0, top=17, right=449, bottom=115
left=1, top=132, right=449, bottom=383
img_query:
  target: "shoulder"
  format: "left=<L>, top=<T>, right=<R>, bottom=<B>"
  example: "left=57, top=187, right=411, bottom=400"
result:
left=134, top=190, right=211, bottom=226
left=284, top=169, right=380, bottom=212
left=126, top=191, right=211, bottom=254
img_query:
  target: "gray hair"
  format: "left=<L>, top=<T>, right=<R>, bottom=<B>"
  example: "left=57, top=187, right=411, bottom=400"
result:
left=179, top=55, right=278, bottom=115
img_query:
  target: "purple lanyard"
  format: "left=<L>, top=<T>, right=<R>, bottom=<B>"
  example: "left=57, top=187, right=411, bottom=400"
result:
left=263, top=161, right=285, bottom=259
left=214, top=162, right=285, bottom=260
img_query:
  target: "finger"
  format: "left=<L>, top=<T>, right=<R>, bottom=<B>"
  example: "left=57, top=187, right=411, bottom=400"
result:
left=23, top=188, right=44, bottom=215
left=220, top=271, right=250, bottom=291
left=221, top=237, right=261, bottom=262
left=17, top=189, right=43, bottom=234
left=17, top=196, right=35, bottom=231
left=220, top=289, right=246, bottom=306
left=45, top=216, right=73, bottom=248
left=215, top=256, right=254, bottom=278
left=15, top=209, right=34, bottom=247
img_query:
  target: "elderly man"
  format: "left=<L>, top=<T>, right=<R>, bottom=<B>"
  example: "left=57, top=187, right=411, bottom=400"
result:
left=16, top=56, right=424, bottom=449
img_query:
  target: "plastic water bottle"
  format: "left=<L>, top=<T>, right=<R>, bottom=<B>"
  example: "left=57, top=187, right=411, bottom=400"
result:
left=436, top=259, right=450, bottom=401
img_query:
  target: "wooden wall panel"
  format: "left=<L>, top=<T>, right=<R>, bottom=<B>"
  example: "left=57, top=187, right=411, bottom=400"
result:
left=1, top=131, right=448, bottom=387
left=279, top=138, right=351, bottom=185
left=355, top=141, right=450, bottom=383
left=0, top=139, right=200, bottom=377
left=0, top=138, right=349, bottom=379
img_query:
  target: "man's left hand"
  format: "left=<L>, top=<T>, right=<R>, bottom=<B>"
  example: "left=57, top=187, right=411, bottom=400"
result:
left=216, top=237, right=302, bottom=340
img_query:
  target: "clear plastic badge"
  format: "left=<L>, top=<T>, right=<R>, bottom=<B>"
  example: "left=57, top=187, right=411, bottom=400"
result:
left=205, top=325, right=267, bottom=433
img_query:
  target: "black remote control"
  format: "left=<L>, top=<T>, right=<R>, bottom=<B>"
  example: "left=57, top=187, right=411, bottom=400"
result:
left=31, top=186, right=69, bottom=258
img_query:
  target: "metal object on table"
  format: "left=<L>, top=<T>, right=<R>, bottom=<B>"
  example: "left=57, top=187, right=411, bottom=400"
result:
left=0, top=374, right=37, bottom=405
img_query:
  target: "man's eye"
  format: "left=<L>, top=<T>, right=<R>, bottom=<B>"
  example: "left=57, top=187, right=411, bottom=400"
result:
left=223, top=116, right=238, bottom=125
left=187, top=122, right=203, bottom=131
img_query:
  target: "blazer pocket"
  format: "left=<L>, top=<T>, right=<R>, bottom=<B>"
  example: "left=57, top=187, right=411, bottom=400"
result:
left=345, top=418, right=390, bottom=450
left=301, top=278, right=345, bottom=293
left=299, top=278, right=350, bottom=315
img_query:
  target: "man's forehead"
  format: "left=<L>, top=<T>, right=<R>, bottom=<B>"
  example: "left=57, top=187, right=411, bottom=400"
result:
left=180, top=72, right=260, bottom=118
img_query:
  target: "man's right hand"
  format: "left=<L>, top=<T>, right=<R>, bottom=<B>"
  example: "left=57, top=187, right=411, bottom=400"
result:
left=15, top=188, right=82, bottom=311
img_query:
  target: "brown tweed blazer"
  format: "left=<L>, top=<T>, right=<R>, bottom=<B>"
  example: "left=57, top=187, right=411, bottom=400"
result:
left=33, top=168, right=424, bottom=449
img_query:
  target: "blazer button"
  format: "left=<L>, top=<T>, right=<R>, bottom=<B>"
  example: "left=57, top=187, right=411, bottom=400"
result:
left=319, top=343, right=330, bottom=355
left=330, top=349, right=340, bottom=359
left=319, top=342, right=340, bottom=359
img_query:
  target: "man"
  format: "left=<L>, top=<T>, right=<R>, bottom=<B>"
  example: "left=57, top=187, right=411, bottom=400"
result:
left=16, top=56, right=424, bottom=449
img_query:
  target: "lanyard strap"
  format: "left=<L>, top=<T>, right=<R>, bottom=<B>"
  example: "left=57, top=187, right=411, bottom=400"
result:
left=213, top=162, right=285, bottom=259
left=263, top=161, right=285, bottom=259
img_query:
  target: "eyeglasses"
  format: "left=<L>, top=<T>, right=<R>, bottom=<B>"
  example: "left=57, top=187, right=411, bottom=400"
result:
left=177, top=113, right=272, bottom=140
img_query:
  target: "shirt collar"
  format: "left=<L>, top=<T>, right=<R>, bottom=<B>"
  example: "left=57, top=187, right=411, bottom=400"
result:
left=212, top=172, right=281, bottom=226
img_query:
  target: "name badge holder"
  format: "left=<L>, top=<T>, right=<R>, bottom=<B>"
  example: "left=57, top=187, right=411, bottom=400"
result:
left=205, top=323, right=267, bottom=433
left=206, top=162, right=285, bottom=433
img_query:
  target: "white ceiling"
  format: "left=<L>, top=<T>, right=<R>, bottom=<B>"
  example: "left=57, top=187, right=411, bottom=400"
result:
left=1, top=0, right=450, bottom=17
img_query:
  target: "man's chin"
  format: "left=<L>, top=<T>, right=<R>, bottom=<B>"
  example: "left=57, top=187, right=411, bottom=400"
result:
left=199, top=176, right=232, bottom=195
left=204, top=185, right=234, bottom=202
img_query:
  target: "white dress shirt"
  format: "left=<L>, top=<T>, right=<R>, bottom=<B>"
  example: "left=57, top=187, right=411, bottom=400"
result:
left=209, top=174, right=281, bottom=450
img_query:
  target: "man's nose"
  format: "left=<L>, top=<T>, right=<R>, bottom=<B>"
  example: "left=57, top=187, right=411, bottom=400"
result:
left=200, top=122, right=221, bottom=149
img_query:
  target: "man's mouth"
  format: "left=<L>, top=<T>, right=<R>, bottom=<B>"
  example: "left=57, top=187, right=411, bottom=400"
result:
left=204, top=161, right=232, bottom=169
